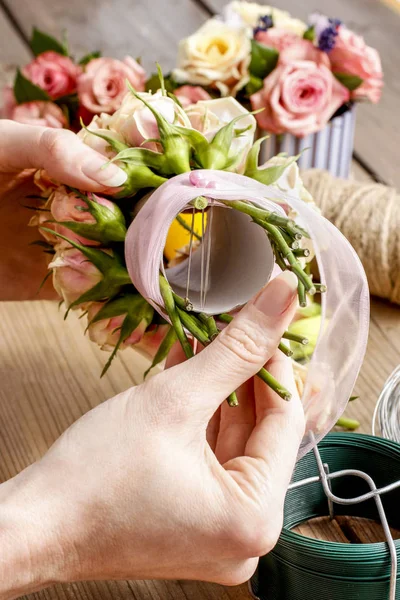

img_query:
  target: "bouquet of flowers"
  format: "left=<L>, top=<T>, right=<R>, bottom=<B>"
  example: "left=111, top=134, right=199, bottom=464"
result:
left=2, top=28, right=146, bottom=129
left=2, top=6, right=370, bottom=442
left=173, top=1, right=383, bottom=137
left=26, top=68, right=370, bottom=440
left=3, top=2, right=382, bottom=139
left=31, top=77, right=318, bottom=399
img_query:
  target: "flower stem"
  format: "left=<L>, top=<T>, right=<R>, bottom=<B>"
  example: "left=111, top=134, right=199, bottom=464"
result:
left=175, top=215, right=202, bottom=241
left=293, top=248, right=310, bottom=258
left=217, top=312, right=233, bottom=324
left=227, top=391, right=239, bottom=407
left=297, top=281, right=307, bottom=307
left=278, top=342, right=293, bottom=357
left=336, top=416, right=360, bottom=430
left=220, top=199, right=300, bottom=233
left=198, top=313, right=219, bottom=339
left=159, top=275, right=193, bottom=359
left=176, top=307, right=210, bottom=345
left=258, top=220, right=316, bottom=294
left=257, top=368, right=292, bottom=401
left=282, top=331, right=309, bottom=345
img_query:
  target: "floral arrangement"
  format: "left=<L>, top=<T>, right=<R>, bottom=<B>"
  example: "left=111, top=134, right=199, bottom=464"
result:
left=172, top=2, right=383, bottom=136
left=2, top=5, right=371, bottom=430
left=28, top=72, right=325, bottom=407
left=3, top=2, right=382, bottom=139
left=2, top=28, right=146, bottom=128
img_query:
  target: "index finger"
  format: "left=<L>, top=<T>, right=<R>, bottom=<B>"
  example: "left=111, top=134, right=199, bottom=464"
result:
left=243, top=352, right=305, bottom=502
left=0, top=120, right=127, bottom=191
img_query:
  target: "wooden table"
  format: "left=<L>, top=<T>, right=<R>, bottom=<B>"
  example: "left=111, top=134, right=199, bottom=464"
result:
left=1, top=1, right=399, bottom=599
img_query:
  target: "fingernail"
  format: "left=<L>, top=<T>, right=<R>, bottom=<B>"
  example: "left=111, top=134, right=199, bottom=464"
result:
left=81, top=155, right=127, bottom=187
left=253, top=271, right=298, bottom=316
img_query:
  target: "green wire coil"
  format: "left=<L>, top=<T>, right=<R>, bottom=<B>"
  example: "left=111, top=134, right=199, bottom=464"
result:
left=251, top=433, right=400, bottom=600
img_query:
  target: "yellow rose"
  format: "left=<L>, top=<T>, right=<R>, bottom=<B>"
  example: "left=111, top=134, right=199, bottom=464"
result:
left=173, top=19, right=250, bottom=97
left=224, top=1, right=307, bottom=36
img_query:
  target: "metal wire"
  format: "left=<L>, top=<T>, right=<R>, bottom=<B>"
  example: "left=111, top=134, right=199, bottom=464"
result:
left=373, top=365, right=400, bottom=442
left=249, top=433, right=400, bottom=600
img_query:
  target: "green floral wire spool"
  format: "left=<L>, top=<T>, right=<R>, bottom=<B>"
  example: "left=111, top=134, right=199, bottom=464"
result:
left=251, top=433, right=400, bottom=600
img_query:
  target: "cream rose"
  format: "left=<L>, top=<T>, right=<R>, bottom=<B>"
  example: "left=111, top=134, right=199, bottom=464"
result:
left=173, top=19, right=251, bottom=97
left=223, top=1, right=307, bottom=36
left=78, top=113, right=125, bottom=158
left=186, top=97, right=256, bottom=172
left=107, top=90, right=191, bottom=149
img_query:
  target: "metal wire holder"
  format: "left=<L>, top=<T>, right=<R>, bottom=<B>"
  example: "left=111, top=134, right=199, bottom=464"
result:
left=249, top=433, right=400, bottom=600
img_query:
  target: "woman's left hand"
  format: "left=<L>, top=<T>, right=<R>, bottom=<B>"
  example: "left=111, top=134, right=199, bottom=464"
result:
left=0, top=120, right=127, bottom=300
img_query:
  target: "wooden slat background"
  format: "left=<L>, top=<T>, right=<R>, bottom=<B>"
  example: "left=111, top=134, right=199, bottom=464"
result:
left=1, top=1, right=400, bottom=599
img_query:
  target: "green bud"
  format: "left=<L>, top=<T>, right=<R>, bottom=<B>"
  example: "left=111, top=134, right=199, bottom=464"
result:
left=40, top=227, right=131, bottom=312
left=195, top=113, right=254, bottom=170
left=245, top=140, right=301, bottom=185
left=114, top=162, right=167, bottom=198
left=58, top=193, right=127, bottom=243
left=126, top=82, right=193, bottom=176
left=88, top=293, right=154, bottom=376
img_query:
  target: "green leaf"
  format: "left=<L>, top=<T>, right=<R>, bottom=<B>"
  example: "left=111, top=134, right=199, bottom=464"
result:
left=13, top=68, right=50, bottom=104
left=79, top=51, right=101, bottom=66
left=246, top=153, right=300, bottom=185
left=334, top=73, right=363, bottom=92
left=245, top=74, right=264, bottom=96
left=96, top=295, right=154, bottom=377
left=145, top=72, right=178, bottom=93
left=244, top=136, right=269, bottom=175
left=30, top=27, right=68, bottom=56
left=144, top=327, right=177, bottom=378
left=303, top=26, right=315, bottom=41
left=79, top=119, right=129, bottom=154
left=249, top=40, right=279, bottom=80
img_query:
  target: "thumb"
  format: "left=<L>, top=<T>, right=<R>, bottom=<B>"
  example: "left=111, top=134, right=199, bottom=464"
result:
left=0, top=120, right=127, bottom=191
left=155, top=271, right=299, bottom=420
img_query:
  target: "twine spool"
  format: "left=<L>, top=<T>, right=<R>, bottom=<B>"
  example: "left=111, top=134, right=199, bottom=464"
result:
left=251, top=433, right=400, bottom=600
left=302, top=169, right=400, bottom=305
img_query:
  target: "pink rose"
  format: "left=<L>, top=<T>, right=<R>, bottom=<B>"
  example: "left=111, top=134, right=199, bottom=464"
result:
left=255, top=29, right=303, bottom=54
left=30, top=187, right=120, bottom=248
left=77, top=57, right=146, bottom=114
left=87, top=302, right=149, bottom=350
left=34, top=169, right=59, bottom=197
left=251, top=60, right=350, bottom=137
left=50, top=186, right=119, bottom=245
left=329, top=28, right=383, bottom=103
left=7, top=101, right=67, bottom=128
left=48, top=248, right=103, bottom=308
left=174, top=85, right=211, bottom=108
left=23, top=51, right=80, bottom=99
left=279, top=38, right=330, bottom=67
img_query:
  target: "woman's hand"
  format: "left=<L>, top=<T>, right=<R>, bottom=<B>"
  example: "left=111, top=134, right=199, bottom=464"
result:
left=0, top=272, right=305, bottom=599
left=0, top=120, right=127, bottom=301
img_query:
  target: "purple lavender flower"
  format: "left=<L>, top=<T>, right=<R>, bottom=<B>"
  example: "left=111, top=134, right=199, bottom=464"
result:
left=253, top=14, right=273, bottom=37
left=308, top=12, right=341, bottom=52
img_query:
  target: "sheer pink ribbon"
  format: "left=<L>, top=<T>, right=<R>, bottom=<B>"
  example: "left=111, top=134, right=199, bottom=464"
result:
left=125, top=170, right=370, bottom=457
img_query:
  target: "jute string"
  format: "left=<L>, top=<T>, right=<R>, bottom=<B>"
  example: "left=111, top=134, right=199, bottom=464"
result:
left=302, top=169, right=400, bottom=305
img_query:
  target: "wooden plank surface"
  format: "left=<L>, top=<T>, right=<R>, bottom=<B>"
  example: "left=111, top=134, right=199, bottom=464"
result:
left=1, top=0, right=208, bottom=71
left=200, top=0, right=400, bottom=187
left=0, top=8, right=30, bottom=64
